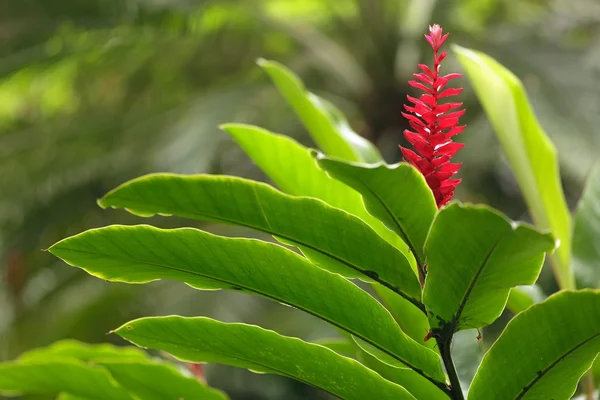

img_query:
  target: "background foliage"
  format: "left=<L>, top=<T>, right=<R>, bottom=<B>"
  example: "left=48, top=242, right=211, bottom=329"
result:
left=1, top=0, right=599, bottom=398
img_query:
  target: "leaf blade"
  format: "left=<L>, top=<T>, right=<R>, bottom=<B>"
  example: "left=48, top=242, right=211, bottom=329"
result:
left=258, top=59, right=381, bottom=163
left=49, top=225, right=444, bottom=383
left=468, top=290, right=600, bottom=400
left=423, top=203, right=555, bottom=331
left=98, top=174, right=421, bottom=301
left=454, top=45, right=573, bottom=289
left=116, top=316, right=416, bottom=400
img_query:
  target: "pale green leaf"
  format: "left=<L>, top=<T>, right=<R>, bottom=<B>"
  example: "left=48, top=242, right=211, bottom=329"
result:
left=454, top=45, right=573, bottom=289
left=258, top=58, right=382, bottom=163
left=573, top=164, right=600, bottom=289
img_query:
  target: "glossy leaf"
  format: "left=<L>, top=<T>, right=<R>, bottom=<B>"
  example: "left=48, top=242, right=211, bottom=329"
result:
left=100, top=361, right=228, bottom=400
left=573, top=164, right=600, bottom=289
left=49, top=225, right=444, bottom=382
left=0, top=361, right=133, bottom=400
left=468, top=290, right=600, bottom=400
left=98, top=174, right=420, bottom=301
left=423, top=203, right=555, bottom=331
left=221, top=123, right=409, bottom=256
left=316, top=156, right=436, bottom=267
left=258, top=58, right=382, bottom=163
left=116, top=316, right=416, bottom=400
left=454, top=45, right=573, bottom=289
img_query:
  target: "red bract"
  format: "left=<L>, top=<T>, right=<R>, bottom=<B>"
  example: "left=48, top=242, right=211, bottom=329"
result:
left=400, top=24, right=466, bottom=207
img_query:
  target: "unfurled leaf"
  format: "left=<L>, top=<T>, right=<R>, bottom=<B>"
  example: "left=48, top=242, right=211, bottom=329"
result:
left=98, top=174, right=420, bottom=302
left=423, top=203, right=555, bottom=332
left=573, top=164, right=600, bottom=289
left=454, top=45, right=573, bottom=289
left=50, top=225, right=444, bottom=383
left=468, top=290, right=600, bottom=400
left=116, top=316, right=416, bottom=400
left=258, top=59, right=382, bottom=163
left=316, top=157, right=436, bottom=267
left=0, top=361, right=133, bottom=400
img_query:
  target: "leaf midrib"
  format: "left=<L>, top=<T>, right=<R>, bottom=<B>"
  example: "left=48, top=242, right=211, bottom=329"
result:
left=449, top=237, right=502, bottom=330
left=103, top=194, right=421, bottom=306
left=514, top=332, right=600, bottom=399
left=55, top=245, right=439, bottom=385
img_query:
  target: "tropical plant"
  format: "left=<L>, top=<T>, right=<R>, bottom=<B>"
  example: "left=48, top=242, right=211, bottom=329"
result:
left=0, top=23, right=585, bottom=400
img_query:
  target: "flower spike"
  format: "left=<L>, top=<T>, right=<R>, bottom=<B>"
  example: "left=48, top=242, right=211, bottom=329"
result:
left=400, top=24, right=466, bottom=207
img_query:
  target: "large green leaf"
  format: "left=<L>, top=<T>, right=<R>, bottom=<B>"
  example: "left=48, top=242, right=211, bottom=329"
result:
left=115, top=316, right=416, bottom=400
left=258, top=59, right=382, bottom=163
left=573, top=164, right=600, bottom=289
left=0, top=361, right=133, bottom=400
left=454, top=45, right=573, bottom=289
left=49, top=225, right=444, bottom=383
left=99, top=361, right=228, bottom=400
left=423, top=203, right=555, bottom=332
left=468, top=290, right=600, bottom=400
left=220, top=123, right=408, bottom=255
left=98, top=174, right=421, bottom=302
left=316, top=156, right=436, bottom=268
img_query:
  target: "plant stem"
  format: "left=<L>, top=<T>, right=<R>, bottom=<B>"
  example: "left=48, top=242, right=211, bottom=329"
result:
left=585, top=369, right=595, bottom=400
left=437, top=337, right=464, bottom=400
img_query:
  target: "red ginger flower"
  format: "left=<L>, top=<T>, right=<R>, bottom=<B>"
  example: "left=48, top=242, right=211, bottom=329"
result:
left=400, top=24, right=465, bottom=207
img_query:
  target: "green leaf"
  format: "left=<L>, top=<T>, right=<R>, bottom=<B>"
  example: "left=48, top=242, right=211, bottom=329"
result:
left=116, top=316, right=416, bottom=400
left=49, top=225, right=444, bottom=383
left=468, top=290, right=600, bottom=400
left=311, top=338, right=358, bottom=358
left=0, top=361, right=133, bottom=400
left=258, top=58, right=382, bottom=163
left=358, top=350, right=449, bottom=400
left=454, top=45, right=573, bottom=289
left=423, top=203, right=555, bottom=332
left=220, top=123, right=407, bottom=256
left=505, top=286, right=546, bottom=315
left=316, top=156, right=436, bottom=267
left=98, top=174, right=420, bottom=302
left=99, top=361, right=228, bottom=400
left=573, top=164, right=600, bottom=289
left=19, top=340, right=148, bottom=363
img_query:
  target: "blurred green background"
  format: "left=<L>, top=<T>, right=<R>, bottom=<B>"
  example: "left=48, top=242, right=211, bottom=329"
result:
left=1, top=0, right=599, bottom=398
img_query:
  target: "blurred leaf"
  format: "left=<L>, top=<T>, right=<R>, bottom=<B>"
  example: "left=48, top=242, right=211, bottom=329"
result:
left=222, top=123, right=411, bottom=261
left=98, top=174, right=421, bottom=301
left=0, top=360, right=133, bottom=400
left=454, top=45, right=573, bottom=290
left=505, top=285, right=546, bottom=314
left=116, top=316, right=417, bottom=400
left=258, top=58, right=382, bottom=163
left=468, top=290, right=600, bottom=400
left=423, top=203, right=555, bottom=331
left=49, top=225, right=444, bottom=382
left=19, top=340, right=148, bottom=362
left=573, top=164, right=600, bottom=289
left=316, top=157, right=436, bottom=267
left=100, top=360, right=228, bottom=400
